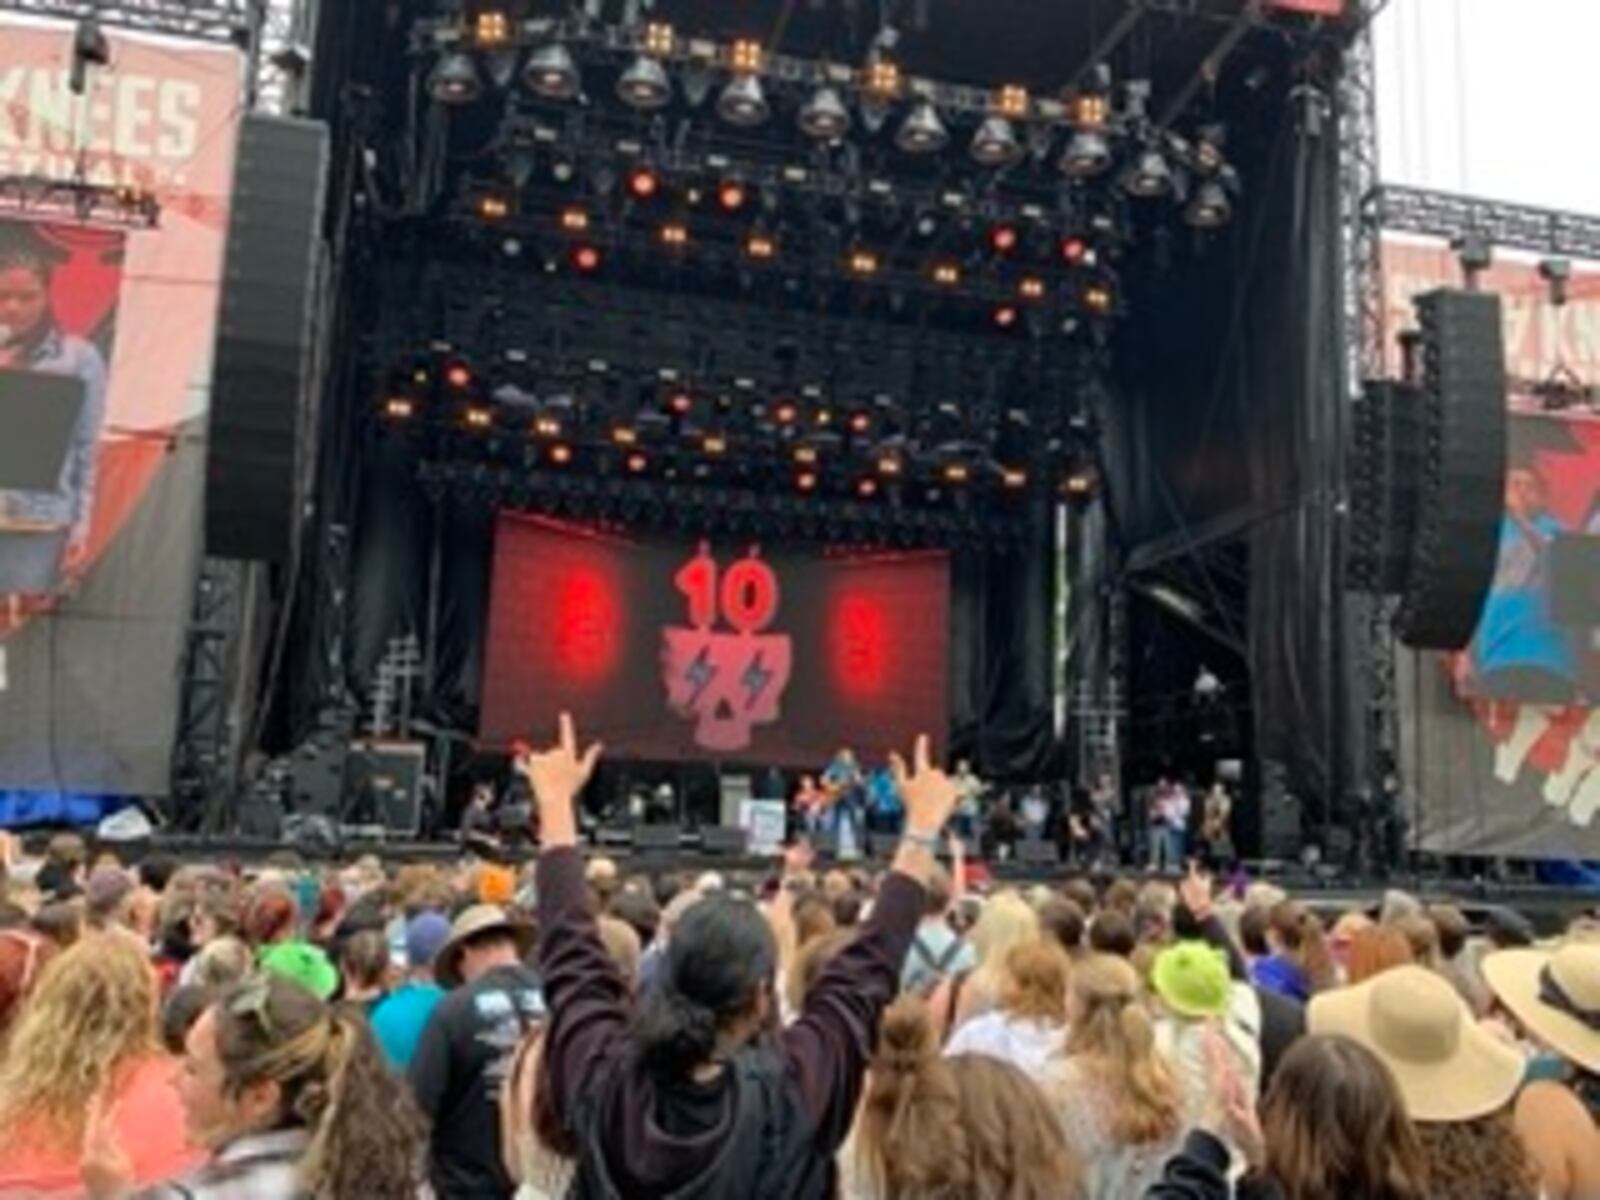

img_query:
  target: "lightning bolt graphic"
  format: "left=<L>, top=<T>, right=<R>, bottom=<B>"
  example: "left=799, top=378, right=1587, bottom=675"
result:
left=685, top=645, right=717, bottom=706
left=742, top=650, right=774, bottom=705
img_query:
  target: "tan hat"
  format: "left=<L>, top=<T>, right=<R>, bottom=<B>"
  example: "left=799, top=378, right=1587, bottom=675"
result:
left=435, top=904, right=534, bottom=988
left=1309, top=964, right=1524, bottom=1123
left=1482, top=943, right=1600, bottom=1074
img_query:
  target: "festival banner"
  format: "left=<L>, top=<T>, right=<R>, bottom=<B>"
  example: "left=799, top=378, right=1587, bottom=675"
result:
left=1385, top=239, right=1600, bottom=857
left=0, top=16, right=242, bottom=804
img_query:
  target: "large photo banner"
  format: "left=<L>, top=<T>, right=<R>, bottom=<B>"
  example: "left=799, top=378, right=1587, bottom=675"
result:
left=0, top=17, right=242, bottom=805
left=1386, top=239, right=1600, bottom=857
left=481, top=515, right=951, bottom=767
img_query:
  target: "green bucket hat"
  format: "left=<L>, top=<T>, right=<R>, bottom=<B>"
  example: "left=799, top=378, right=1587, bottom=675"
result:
left=1151, top=941, right=1232, bottom=1019
left=258, top=940, right=340, bottom=1001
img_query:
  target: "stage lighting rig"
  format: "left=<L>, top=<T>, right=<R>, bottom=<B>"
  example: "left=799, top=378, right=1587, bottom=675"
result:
left=799, top=87, right=852, bottom=140
left=970, top=117, right=1023, bottom=168
left=617, top=54, right=672, bottom=109
left=524, top=43, right=580, bottom=99
left=429, top=51, right=482, bottom=104
left=896, top=102, right=949, bottom=154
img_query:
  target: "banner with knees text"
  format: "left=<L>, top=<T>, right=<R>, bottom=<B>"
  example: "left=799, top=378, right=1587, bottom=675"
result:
left=0, top=16, right=242, bottom=804
left=1385, top=239, right=1600, bottom=857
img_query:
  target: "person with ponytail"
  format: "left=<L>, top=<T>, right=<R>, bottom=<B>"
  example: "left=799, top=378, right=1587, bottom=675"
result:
left=1252, top=901, right=1338, bottom=1003
left=846, top=993, right=1079, bottom=1200
left=1042, top=952, right=1187, bottom=1200
left=520, top=714, right=960, bottom=1198
left=79, top=972, right=429, bottom=1199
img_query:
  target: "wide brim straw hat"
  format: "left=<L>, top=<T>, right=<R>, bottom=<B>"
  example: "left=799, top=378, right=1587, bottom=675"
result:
left=1310, top=964, right=1524, bottom=1123
left=435, top=904, right=534, bottom=988
left=1482, top=944, right=1600, bottom=1075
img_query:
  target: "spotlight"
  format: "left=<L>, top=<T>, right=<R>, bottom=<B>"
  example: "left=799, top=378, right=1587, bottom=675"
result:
left=1060, top=129, right=1111, bottom=177
left=796, top=470, right=819, bottom=493
left=612, top=425, right=639, bottom=446
left=730, top=39, right=763, bottom=74
left=428, top=53, right=481, bottom=105
left=970, top=117, right=1022, bottom=167
left=1185, top=179, right=1232, bottom=228
left=877, top=454, right=903, bottom=477
left=932, top=262, right=960, bottom=286
left=856, top=477, right=879, bottom=499
left=990, top=225, right=1018, bottom=254
left=643, top=21, right=675, bottom=57
left=560, top=208, right=590, bottom=231
left=717, top=179, right=747, bottom=212
left=798, top=86, right=851, bottom=139
left=814, top=408, right=833, bottom=427
left=617, top=55, right=672, bottom=109
left=464, top=405, right=494, bottom=429
left=896, top=102, right=948, bottom=154
left=774, top=402, right=799, bottom=425
left=627, top=165, right=660, bottom=200
left=1018, top=276, right=1045, bottom=300
left=571, top=244, right=602, bottom=273
left=660, top=222, right=689, bottom=247
left=992, top=304, right=1019, bottom=329
left=1123, top=148, right=1174, bottom=198
left=745, top=232, right=776, bottom=260
left=1063, top=469, right=1097, bottom=499
left=703, top=434, right=728, bottom=455
left=1070, top=91, right=1111, bottom=128
left=534, top=416, right=563, bottom=440
left=848, top=412, right=872, bottom=435
left=717, top=75, right=770, bottom=127
left=1060, top=235, right=1089, bottom=264
left=943, top=462, right=971, bottom=484
left=382, top=396, right=415, bottom=420
left=524, top=43, right=580, bottom=99
left=847, top=249, right=879, bottom=276
left=411, top=367, right=430, bottom=385
left=476, top=192, right=511, bottom=220
left=794, top=445, right=819, bottom=465
left=1083, top=282, right=1114, bottom=314
left=473, top=10, right=509, bottom=46
left=997, top=85, right=1030, bottom=118
left=668, top=391, right=693, bottom=415
left=445, top=363, right=473, bottom=389
left=626, top=451, right=649, bottom=474
left=549, top=443, right=573, bottom=465
left=1001, top=467, right=1029, bottom=489
left=864, top=58, right=901, bottom=100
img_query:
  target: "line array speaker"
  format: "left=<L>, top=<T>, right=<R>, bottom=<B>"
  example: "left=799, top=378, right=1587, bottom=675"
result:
left=1348, top=379, right=1422, bottom=594
left=206, top=114, right=330, bottom=562
left=1395, top=289, right=1508, bottom=650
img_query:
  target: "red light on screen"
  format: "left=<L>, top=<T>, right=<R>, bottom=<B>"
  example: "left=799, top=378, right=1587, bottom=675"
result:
left=554, top=569, right=622, bottom=683
left=832, top=593, right=889, bottom=697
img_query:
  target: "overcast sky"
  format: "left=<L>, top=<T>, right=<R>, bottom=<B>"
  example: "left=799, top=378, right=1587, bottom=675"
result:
left=1373, top=0, right=1600, bottom=216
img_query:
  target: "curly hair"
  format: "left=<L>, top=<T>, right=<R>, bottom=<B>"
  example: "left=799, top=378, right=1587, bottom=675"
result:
left=0, top=932, right=158, bottom=1152
left=1414, top=1112, right=1539, bottom=1200
left=855, top=994, right=1080, bottom=1200
left=212, top=976, right=428, bottom=1198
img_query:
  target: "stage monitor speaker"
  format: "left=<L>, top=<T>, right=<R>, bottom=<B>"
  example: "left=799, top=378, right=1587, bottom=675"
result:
left=634, top=824, right=682, bottom=852
left=347, top=740, right=426, bottom=837
left=206, top=113, right=330, bottom=563
left=1348, top=380, right=1423, bottom=594
left=287, top=730, right=346, bottom=818
left=1395, top=289, right=1508, bottom=650
left=701, top=825, right=749, bottom=855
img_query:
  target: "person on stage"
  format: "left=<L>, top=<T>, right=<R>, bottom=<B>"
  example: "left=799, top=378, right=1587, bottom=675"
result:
left=1147, top=776, right=1190, bottom=872
left=1089, top=771, right=1120, bottom=865
left=1198, top=780, right=1234, bottom=869
left=821, top=747, right=865, bottom=859
left=952, top=759, right=984, bottom=843
left=0, top=236, right=109, bottom=598
left=459, top=781, right=503, bottom=857
left=866, top=759, right=905, bottom=840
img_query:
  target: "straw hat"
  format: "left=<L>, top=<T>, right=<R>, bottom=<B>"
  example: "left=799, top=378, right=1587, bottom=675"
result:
left=435, top=904, right=534, bottom=988
left=1309, top=964, right=1524, bottom=1123
left=1482, top=943, right=1600, bottom=1074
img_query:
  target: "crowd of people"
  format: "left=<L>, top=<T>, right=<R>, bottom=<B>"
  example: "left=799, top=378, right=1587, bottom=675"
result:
left=0, top=717, right=1597, bottom=1198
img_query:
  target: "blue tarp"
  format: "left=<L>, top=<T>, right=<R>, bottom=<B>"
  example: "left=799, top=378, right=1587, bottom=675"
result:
left=0, top=791, right=121, bottom=829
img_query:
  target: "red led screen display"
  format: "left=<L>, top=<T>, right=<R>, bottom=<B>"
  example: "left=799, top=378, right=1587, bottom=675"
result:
left=481, top=515, right=950, bottom=765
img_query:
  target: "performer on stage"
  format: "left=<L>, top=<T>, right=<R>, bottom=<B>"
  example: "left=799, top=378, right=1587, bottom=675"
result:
left=951, top=759, right=984, bottom=842
left=1089, top=771, right=1120, bottom=864
left=1146, top=776, right=1190, bottom=872
left=821, top=746, right=865, bottom=858
left=459, top=781, right=503, bottom=857
left=1198, top=780, right=1234, bottom=868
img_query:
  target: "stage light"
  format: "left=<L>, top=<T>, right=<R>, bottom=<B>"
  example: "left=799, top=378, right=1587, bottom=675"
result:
left=627, top=165, right=660, bottom=200
left=643, top=21, right=675, bottom=57
left=1083, top=282, right=1113, bottom=315
left=993, top=304, right=1019, bottom=329
left=1185, top=179, right=1232, bottom=228
left=464, top=405, right=494, bottom=429
left=864, top=58, right=901, bottom=100
left=849, top=411, right=872, bottom=435
left=524, top=43, right=580, bottom=99
left=668, top=391, right=693, bottom=415
left=660, top=222, right=689, bottom=247
left=571, top=244, right=602, bottom=273
left=814, top=408, right=833, bottom=427
left=718, top=75, right=770, bottom=126
left=1060, top=235, right=1089, bottom=264
left=795, top=445, right=819, bottom=465
left=970, top=116, right=1022, bottom=167
left=798, top=86, right=851, bottom=139
left=1001, top=467, right=1028, bottom=489
left=730, top=39, right=763, bottom=74
left=476, top=192, right=511, bottom=220
left=617, top=55, right=672, bottom=109
left=847, top=249, right=880, bottom=276
left=718, top=179, right=747, bottom=212
left=1018, top=276, right=1046, bottom=300
left=1123, top=148, right=1174, bottom=198
left=932, top=262, right=961, bottom=286
left=626, top=451, right=649, bottom=474
left=877, top=454, right=903, bottom=477
left=560, top=208, right=590, bottom=232
left=411, top=367, right=430, bottom=385
left=534, top=415, right=562, bottom=438
left=896, top=102, right=948, bottom=154
left=1070, top=91, right=1111, bottom=129
left=996, top=84, right=1030, bottom=118
left=382, top=396, right=415, bottom=420
left=745, top=232, right=776, bottom=260
left=943, top=462, right=971, bottom=484
left=856, top=477, right=879, bottom=499
left=445, top=363, right=473, bottom=389
left=703, top=434, right=728, bottom=455
left=612, top=425, right=638, bottom=446
left=1063, top=469, right=1097, bottom=499
left=1060, top=129, right=1111, bottom=178
left=429, top=53, right=481, bottom=105
left=990, top=225, right=1018, bottom=254
left=549, top=443, right=573, bottom=465
left=473, top=10, right=509, bottom=46
left=774, top=402, right=799, bottom=425
left=796, top=470, right=819, bottom=493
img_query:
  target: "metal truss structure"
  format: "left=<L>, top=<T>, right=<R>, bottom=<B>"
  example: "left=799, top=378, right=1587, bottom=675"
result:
left=1373, top=184, right=1600, bottom=263
left=168, top=558, right=249, bottom=832
left=0, top=0, right=248, bottom=44
left=0, top=175, right=160, bottom=228
left=249, top=0, right=317, bottom=115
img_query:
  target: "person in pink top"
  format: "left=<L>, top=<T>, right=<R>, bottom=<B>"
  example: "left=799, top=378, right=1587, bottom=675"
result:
left=0, top=932, right=201, bottom=1194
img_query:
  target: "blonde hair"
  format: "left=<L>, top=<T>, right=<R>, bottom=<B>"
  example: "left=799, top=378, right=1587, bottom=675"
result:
left=969, top=890, right=1039, bottom=968
left=998, top=937, right=1071, bottom=1023
left=0, top=932, right=158, bottom=1151
left=1064, top=953, right=1182, bottom=1145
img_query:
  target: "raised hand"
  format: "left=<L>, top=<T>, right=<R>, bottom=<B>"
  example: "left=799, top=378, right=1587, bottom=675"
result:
left=889, top=734, right=959, bottom=838
left=515, top=713, right=602, bottom=848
